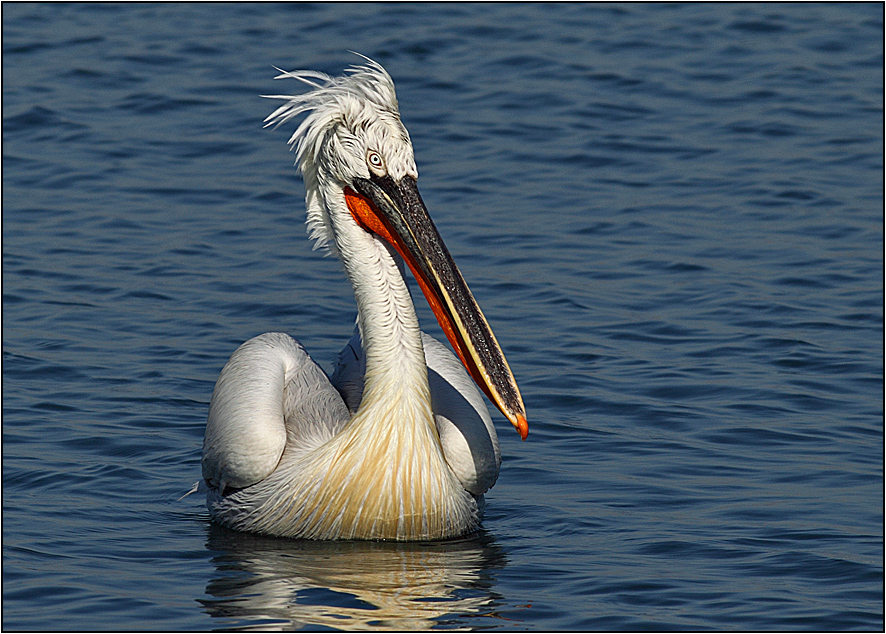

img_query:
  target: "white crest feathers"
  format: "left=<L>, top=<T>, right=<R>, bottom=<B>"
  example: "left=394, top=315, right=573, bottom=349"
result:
left=263, top=56, right=414, bottom=253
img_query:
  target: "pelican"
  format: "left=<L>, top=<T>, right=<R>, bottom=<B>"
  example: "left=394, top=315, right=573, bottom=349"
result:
left=201, top=57, right=527, bottom=541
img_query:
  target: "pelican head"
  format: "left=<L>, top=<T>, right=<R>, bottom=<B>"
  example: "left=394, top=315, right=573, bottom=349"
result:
left=264, top=57, right=527, bottom=439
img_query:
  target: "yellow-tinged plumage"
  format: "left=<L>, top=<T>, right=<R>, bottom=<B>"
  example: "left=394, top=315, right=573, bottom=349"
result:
left=210, top=366, right=476, bottom=540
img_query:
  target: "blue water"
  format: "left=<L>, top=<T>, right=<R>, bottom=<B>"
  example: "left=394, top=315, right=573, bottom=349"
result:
left=3, top=3, right=882, bottom=630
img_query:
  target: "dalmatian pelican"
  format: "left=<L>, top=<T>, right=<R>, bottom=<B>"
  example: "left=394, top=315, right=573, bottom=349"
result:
left=201, top=57, right=527, bottom=540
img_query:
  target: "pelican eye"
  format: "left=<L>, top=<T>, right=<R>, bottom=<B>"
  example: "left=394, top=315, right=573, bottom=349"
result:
left=366, top=150, right=385, bottom=173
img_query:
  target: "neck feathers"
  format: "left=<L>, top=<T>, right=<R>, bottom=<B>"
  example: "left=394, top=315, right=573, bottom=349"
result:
left=253, top=213, right=475, bottom=539
left=313, top=225, right=473, bottom=539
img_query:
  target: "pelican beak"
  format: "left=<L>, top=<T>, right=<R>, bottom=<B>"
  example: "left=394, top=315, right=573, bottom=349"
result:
left=345, top=174, right=528, bottom=440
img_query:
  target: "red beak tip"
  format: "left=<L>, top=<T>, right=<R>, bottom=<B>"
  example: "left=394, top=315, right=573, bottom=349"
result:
left=515, top=414, right=529, bottom=441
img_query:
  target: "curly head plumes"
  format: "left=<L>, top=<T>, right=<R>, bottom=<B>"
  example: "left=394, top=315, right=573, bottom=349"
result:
left=264, top=55, right=418, bottom=253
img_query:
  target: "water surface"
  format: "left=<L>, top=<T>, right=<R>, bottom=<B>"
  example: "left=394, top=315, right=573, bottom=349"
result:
left=3, top=3, right=883, bottom=630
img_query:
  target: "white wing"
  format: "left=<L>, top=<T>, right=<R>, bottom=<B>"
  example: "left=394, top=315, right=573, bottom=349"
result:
left=331, top=330, right=501, bottom=495
left=203, top=329, right=501, bottom=497
left=202, top=332, right=349, bottom=493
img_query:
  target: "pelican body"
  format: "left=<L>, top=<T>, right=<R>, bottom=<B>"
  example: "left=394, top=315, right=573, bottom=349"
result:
left=202, top=58, right=527, bottom=541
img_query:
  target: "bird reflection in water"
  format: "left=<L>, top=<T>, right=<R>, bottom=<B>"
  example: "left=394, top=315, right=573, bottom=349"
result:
left=200, top=523, right=508, bottom=630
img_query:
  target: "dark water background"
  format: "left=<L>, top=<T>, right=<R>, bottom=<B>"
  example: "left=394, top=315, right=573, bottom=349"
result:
left=3, top=3, right=883, bottom=630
